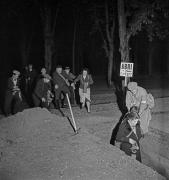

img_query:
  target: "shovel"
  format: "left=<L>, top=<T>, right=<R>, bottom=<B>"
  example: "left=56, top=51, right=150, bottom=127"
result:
left=66, top=93, right=80, bottom=134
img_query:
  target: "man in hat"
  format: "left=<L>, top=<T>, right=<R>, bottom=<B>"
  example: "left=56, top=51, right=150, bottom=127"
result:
left=4, top=70, right=23, bottom=115
left=52, top=65, right=72, bottom=109
left=126, top=82, right=153, bottom=134
left=36, top=67, right=47, bottom=82
left=63, top=67, right=76, bottom=105
left=32, top=74, right=54, bottom=109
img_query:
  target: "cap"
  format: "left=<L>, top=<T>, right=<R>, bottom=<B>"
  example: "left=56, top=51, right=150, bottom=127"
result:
left=13, top=70, right=20, bottom=76
left=41, top=68, right=46, bottom=73
left=127, top=111, right=140, bottom=120
left=56, top=65, right=62, bottom=69
left=127, top=82, right=137, bottom=91
left=65, top=66, right=70, bottom=70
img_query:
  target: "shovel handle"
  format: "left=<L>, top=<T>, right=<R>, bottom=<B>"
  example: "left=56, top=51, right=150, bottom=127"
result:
left=66, top=93, right=77, bottom=132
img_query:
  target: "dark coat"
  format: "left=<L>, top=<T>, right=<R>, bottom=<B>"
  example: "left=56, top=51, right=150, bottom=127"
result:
left=74, top=74, right=93, bottom=89
left=116, top=120, right=142, bottom=162
left=34, top=79, right=51, bottom=100
left=52, top=71, right=70, bottom=88
left=7, top=77, right=21, bottom=92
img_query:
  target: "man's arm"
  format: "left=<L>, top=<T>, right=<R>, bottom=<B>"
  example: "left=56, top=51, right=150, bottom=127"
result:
left=138, top=87, right=148, bottom=115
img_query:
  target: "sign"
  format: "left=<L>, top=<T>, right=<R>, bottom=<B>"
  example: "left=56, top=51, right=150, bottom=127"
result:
left=120, top=62, right=134, bottom=77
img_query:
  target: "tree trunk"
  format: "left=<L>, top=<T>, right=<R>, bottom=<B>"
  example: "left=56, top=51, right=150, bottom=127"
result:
left=117, top=0, right=130, bottom=62
left=44, top=36, right=53, bottom=73
left=21, top=41, right=28, bottom=67
left=72, top=15, right=77, bottom=74
left=43, top=8, right=53, bottom=73
left=148, top=42, right=154, bottom=76
left=107, top=49, right=114, bottom=86
left=166, top=41, right=169, bottom=75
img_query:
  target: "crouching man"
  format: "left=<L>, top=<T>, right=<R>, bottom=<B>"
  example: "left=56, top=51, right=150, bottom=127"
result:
left=4, top=70, right=23, bottom=115
left=116, top=111, right=143, bottom=162
left=32, top=74, right=54, bottom=109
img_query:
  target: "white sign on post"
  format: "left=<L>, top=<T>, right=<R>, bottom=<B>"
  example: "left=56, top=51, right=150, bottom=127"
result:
left=120, top=62, right=134, bottom=86
left=120, top=62, right=134, bottom=77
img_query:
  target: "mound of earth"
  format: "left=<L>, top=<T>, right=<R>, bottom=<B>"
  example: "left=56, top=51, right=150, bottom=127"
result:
left=0, top=108, right=165, bottom=180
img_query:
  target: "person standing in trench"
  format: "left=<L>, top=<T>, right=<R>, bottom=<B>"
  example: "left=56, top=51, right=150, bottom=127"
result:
left=126, top=82, right=154, bottom=135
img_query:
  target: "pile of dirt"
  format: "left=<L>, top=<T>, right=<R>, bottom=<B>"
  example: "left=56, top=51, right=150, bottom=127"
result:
left=0, top=108, right=165, bottom=180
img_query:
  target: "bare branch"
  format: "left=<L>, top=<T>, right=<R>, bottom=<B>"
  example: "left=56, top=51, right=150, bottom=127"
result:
left=105, top=0, right=111, bottom=45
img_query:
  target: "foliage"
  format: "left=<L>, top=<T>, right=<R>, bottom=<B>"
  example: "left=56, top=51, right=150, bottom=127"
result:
left=89, top=1, right=115, bottom=57
left=125, top=0, right=169, bottom=41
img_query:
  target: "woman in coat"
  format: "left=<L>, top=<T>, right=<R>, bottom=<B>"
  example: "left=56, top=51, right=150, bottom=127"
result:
left=116, top=111, right=143, bottom=162
left=73, top=68, right=93, bottom=113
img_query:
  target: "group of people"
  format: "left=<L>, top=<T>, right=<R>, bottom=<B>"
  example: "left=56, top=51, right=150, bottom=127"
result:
left=4, top=65, right=155, bottom=163
left=115, top=81, right=155, bottom=162
left=4, top=64, right=94, bottom=116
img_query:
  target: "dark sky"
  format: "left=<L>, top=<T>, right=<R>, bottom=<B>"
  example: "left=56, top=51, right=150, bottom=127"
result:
left=0, top=0, right=107, bottom=76
left=0, top=0, right=169, bottom=77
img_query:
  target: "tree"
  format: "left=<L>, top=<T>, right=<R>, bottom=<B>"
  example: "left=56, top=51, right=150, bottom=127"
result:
left=117, top=0, right=154, bottom=63
left=117, top=0, right=169, bottom=75
left=1, top=0, right=36, bottom=68
left=19, top=8, right=36, bottom=67
left=144, top=0, right=169, bottom=74
left=91, top=0, right=115, bottom=86
left=39, top=0, right=60, bottom=73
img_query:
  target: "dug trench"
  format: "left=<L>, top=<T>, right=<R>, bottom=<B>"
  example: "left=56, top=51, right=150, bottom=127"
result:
left=70, top=97, right=169, bottom=180
left=0, top=100, right=167, bottom=180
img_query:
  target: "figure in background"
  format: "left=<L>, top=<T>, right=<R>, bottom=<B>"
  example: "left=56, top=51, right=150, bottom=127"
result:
left=25, top=64, right=37, bottom=106
left=4, top=70, right=23, bottom=115
left=116, top=111, right=143, bottom=162
left=126, top=82, right=154, bottom=134
left=32, top=74, right=54, bottom=109
left=73, top=68, right=93, bottom=113
left=52, top=65, right=71, bottom=109
left=39, top=67, right=47, bottom=79
left=22, top=65, right=28, bottom=96
left=63, top=67, right=76, bottom=105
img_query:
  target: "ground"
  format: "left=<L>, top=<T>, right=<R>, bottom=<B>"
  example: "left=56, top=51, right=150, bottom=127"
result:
left=0, top=76, right=169, bottom=180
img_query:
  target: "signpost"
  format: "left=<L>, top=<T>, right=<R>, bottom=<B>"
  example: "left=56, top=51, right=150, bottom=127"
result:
left=120, top=62, right=134, bottom=86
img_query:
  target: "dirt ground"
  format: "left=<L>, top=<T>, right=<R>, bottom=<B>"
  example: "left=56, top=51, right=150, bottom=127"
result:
left=0, top=101, right=166, bottom=180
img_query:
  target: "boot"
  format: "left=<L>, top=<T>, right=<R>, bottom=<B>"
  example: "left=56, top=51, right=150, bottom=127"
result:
left=86, top=101, right=90, bottom=113
left=55, top=99, right=61, bottom=109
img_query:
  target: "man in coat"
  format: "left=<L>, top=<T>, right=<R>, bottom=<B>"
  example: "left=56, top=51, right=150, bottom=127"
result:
left=32, top=74, right=54, bottom=109
left=126, top=82, right=153, bottom=134
left=63, top=67, right=76, bottom=105
left=116, top=111, right=143, bottom=162
left=52, top=65, right=72, bottom=109
left=4, top=70, right=23, bottom=115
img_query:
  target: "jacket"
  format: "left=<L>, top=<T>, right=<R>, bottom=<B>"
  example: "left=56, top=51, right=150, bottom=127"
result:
left=116, top=120, right=142, bottom=161
left=52, top=71, right=72, bottom=88
left=34, top=79, right=51, bottom=100
left=74, top=74, right=93, bottom=89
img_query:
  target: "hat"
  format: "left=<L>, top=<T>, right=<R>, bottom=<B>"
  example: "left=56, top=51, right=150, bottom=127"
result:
left=13, top=70, right=20, bottom=76
left=65, top=66, right=70, bottom=70
left=41, top=68, right=46, bottom=73
left=126, top=111, right=140, bottom=121
left=56, top=65, right=62, bottom=69
left=43, top=74, right=51, bottom=80
left=127, top=82, right=137, bottom=91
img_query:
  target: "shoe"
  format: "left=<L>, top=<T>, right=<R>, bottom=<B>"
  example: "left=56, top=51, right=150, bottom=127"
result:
left=62, top=104, right=68, bottom=108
